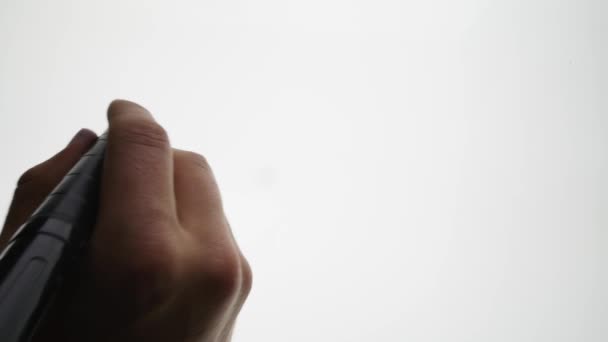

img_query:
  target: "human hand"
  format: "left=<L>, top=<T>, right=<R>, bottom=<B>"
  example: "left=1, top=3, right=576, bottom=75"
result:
left=0, top=100, right=252, bottom=342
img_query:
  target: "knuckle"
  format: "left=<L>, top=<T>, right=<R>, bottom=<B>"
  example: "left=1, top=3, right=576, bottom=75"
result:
left=16, top=165, right=53, bottom=189
left=17, top=167, right=38, bottom=186
left=239, top=255, right=253, bottom=298
left=114, top=120, right=170, bottom=151
left=200, top=247, right=243, bottom=299
left=185, top=151, right=211, bottom=171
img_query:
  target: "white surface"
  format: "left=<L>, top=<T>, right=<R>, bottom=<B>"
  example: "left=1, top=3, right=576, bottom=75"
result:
left=1, top=1, right=606, bottom=341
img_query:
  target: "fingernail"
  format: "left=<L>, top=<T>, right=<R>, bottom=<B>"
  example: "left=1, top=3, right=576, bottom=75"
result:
left=68, top=128, right=89, bottom=146
left=107, top=99, right=155, bottom=122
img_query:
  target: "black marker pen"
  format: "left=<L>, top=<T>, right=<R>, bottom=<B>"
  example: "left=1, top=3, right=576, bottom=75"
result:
left=0, top=131, right=107, bottom=342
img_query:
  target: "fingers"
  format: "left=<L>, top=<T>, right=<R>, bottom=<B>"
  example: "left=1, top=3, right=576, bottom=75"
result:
left=173, top=149, right=252, bottom=318
left=98, top=100, right=177, bottom=232
left=172, top=149, right=224, bottom=230
left=0, top=129, right=98, bottom=247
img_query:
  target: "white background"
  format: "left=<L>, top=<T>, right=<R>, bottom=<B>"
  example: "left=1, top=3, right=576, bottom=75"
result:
left=1, top=0, right=606, bottom=341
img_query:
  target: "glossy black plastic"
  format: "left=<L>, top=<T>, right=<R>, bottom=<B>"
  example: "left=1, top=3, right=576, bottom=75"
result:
left=0, top=133, right=105, bottom=342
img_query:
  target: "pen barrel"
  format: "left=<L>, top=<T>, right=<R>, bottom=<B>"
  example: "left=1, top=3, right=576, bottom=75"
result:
left=0, top=133, right=106, bottom=342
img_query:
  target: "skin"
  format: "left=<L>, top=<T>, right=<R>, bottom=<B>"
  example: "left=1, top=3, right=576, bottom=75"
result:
left=0, top=100, right=252, bottom=342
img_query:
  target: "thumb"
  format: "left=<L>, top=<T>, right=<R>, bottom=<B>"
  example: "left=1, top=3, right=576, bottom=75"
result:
left=0, top=128, right=98, bottom=247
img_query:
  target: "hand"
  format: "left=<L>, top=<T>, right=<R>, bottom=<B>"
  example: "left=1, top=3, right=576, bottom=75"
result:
left=0, top=100, right=252, bottom=342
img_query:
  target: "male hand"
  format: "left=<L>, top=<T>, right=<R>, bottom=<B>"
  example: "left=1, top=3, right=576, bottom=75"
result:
left=0, top=100, right=252, bottom=342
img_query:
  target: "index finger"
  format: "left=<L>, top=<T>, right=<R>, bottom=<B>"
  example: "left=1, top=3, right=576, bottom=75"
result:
left=99, top=100, right=176, bottom=226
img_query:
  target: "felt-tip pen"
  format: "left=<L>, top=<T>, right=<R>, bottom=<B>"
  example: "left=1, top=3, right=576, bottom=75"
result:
left=0, top=131, right=107, bottom=342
